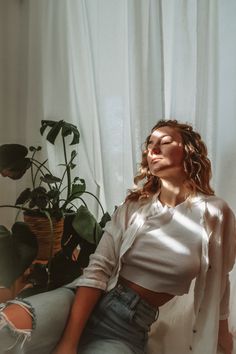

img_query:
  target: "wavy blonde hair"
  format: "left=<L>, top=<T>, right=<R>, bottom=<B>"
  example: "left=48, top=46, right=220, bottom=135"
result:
left=126, top=119, right=214, bottom=201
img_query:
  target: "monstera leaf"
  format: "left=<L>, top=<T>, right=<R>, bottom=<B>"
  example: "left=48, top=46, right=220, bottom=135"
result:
left=40, top=120, right=80, bottom=145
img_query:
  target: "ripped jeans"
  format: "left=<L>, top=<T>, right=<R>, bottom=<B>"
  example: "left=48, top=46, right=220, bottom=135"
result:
left=0, top=287, right=74, bottom=354
left=0, top=284, right=158, bottom=354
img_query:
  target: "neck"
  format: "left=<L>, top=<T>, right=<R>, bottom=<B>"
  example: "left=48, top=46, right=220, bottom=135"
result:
left=159, top=178, right=190, bottom=207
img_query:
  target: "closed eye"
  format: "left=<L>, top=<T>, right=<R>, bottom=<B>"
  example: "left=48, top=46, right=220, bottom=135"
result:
left=147, top=134, right=173, bottom=149
left=161, top=141, right=171, bottom=144
left=161, top=137, right=173, bottom=144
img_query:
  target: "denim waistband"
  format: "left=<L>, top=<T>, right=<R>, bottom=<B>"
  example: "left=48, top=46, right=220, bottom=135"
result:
left=112, top=282, right=159, bottom=321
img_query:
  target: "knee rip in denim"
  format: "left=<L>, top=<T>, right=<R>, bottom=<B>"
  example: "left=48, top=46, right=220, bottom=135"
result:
left=0, top=298, right=36, bottom=350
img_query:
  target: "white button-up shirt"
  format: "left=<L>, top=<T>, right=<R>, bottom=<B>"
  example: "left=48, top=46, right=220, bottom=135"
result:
left=70, top=194, right=236, bottom=354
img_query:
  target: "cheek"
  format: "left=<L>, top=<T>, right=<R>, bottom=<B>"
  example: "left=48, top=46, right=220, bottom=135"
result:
left=172, top=147, right=185, bottom=164
left=163, top=144, right=184, bottom=163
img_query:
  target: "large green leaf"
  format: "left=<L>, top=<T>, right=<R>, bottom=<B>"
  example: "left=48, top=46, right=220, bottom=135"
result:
left=41, top=120, right=64, bottom=145
left=72, top=206, right=103, bottom=245
left=0, top=144, right=28, bottom=170
left=40, top=120, right=58, bottom=135
left=0, top=144, right=31, bottom=179
left=62, top=123, right=80, bottom=145
left=40, top=120, right=80, bottom=145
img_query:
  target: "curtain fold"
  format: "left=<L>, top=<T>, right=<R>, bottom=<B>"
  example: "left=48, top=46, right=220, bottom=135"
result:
left=162, top=0, right=197, bottom=122
left=1, top=0, right=236, bottom=217
left=195, top=0, right=218, bottom=172
left=0, top=0, right=164, bottom=222
left=0, top=0, right=236, bottom=347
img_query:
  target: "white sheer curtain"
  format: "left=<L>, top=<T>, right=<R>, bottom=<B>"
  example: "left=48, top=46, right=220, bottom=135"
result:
left=0, top=0, right=164, bottom=224
left=162, top=0, right=236, bottom=213
left=0, top=0, right=236, bottom=346
left=1, top=0, right=234, bottom=215
left=161, top=0, right=236, bottom=343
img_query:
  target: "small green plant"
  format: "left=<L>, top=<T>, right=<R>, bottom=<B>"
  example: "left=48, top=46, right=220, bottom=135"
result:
left=0, top=120, right=110, bottom=288
left=2, top=121, right=90, bottom=216
left=0, top=119, right=109, bottom=224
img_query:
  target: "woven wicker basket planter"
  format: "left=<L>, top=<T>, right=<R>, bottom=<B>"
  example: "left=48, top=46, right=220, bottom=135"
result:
left=24, top=214, right=64, bottom=261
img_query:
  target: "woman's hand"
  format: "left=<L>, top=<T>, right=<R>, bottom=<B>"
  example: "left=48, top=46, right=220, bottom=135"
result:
left=52, top=287, right=103, bottom=354
left=218, top=319, right=233, bottom=354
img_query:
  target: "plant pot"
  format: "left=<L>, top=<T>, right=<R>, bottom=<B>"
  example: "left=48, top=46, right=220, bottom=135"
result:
left=24, top=214, right=64, bottom=261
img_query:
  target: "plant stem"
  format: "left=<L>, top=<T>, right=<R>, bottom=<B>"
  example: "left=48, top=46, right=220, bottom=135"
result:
left=30, top=150, right=37, bottom=188
left=43, top=211, right=54, bottom=289
left=31, top=158, right=52, bottom=176
left=60, top=197, right=87, bottom=209
left=62, top=136, right=71, bottom=200
left=83, top=191, right=105, bottom=215
left=31, top=159, right=56, bottom=190
left=57, top=153, right=77, bottom=210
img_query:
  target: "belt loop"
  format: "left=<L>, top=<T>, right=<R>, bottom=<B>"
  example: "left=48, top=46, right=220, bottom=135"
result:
left=115, top=282, right=140, bottom=309
left=129, top=293, right=140, bottom=309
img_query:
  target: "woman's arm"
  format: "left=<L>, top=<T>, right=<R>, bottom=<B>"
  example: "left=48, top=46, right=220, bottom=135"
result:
left=53, top=286, right=103, bottom=354
left=54, top=202, right=131, bottom=353
left=218, top=319, right=233, bottom=354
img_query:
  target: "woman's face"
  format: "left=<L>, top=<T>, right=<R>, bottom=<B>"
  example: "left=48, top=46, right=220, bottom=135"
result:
left=147, top=126, right=185, bottom=179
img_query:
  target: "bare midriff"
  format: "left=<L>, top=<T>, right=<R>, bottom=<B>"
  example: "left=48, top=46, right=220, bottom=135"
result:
left=119, top=276, right=175, bottom=308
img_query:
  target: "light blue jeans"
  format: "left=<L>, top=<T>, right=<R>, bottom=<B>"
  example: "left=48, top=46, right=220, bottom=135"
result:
left=78, top=283, right=159, bottom=354
left=0, top=284, right=158, bottom=354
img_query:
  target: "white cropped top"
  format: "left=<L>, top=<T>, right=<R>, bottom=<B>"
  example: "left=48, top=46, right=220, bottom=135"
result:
left=120, top=198, right=203, bottom=295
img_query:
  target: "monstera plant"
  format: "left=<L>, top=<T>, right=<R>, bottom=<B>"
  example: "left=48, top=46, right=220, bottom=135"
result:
left=0, top=120, right=110, bottom=291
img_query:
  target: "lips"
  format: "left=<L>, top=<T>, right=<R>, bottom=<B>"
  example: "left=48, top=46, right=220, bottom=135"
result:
left=151, top=157, right=162, bottom=164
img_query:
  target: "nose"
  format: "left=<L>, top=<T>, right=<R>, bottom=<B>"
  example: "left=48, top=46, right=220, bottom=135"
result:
left=149, top=144, right=160, bottom=154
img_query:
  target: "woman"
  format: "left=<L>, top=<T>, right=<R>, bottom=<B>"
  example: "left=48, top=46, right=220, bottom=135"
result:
left=0, top=119, right=235, bottom=354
